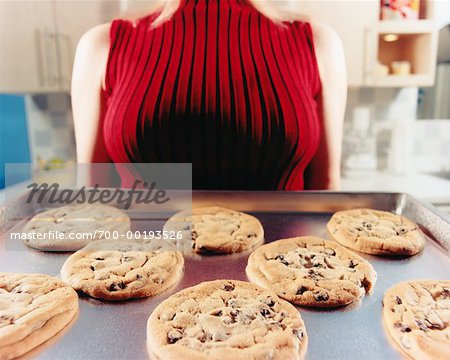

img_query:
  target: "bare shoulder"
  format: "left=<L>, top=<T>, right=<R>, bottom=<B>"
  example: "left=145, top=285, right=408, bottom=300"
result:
left=309, top=21, right=346, bottom=86
left=309, top=21, right=345, bottom=65
left=72, top=23, right=111, bottom=90
left=76, top=23, right=110, bottom=56
left=309, top=22, right=342, bottom=50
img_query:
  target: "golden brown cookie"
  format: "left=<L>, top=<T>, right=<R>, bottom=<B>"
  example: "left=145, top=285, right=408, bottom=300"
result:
left=61, top=239, right=184, bottom=300
left=23, top=204, right=131, bottom=251
left=246, top=236, right=377, bottom=307
left=382, top=280, right=450, bottom=360
left=147, top=280, right=307, bottom=360
left=163, top=206, right=264, bottom=254
left=327, top=209, right=425, bottom=256
left=0, top=273, right=78, bottom=360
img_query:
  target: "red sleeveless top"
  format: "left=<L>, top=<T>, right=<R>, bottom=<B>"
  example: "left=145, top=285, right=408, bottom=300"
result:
left=103, top=0, right=322, bottom=190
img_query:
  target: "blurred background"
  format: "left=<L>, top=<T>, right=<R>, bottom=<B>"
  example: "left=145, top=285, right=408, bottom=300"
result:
left=0, top=0, right=449, bottom=209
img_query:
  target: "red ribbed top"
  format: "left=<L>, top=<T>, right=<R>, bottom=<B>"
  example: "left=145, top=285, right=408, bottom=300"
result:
left=103, top=0, right=322, bottom=190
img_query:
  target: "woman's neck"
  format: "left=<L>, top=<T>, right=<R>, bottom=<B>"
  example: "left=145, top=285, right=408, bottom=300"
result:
left=180, top=0, right=250, bottom=7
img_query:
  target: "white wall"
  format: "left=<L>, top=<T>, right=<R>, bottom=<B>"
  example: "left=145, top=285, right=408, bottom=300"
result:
left=432, top=0, right=450, bottom=28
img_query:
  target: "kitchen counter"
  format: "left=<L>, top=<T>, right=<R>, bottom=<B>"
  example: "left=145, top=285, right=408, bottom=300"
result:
left=341, top=171, right=450, bottom=207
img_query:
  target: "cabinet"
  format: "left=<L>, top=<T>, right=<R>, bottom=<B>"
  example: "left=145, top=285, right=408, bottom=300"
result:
left=296, top=0, right=438, bottom=87
left=0, top=0, right=120, bottom=93
left=0, top=1, right=57, bottom=93
left=53, top=0, right=121, bottom=90
left=364, top=0, right=439, bottom=87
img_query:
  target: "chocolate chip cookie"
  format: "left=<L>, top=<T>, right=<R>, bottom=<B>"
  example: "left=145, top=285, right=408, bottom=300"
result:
left=147, top=280, right=307, bottom=360
left=163, top=206, right=264, bottom=254
left=23, top=204, right=131, bottom=251
left=246, top=236, right=377, bottom=307
left=61, top=239, right=184, bottom=300
left=327, top=209, right=425, bottom=256
left=383, top=280, right=450, bottom=360
left=0, top=273, right=79, bottom=360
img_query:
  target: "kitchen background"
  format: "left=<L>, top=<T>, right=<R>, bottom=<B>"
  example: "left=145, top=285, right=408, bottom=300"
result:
left=0, top=0, right=449, bottom=207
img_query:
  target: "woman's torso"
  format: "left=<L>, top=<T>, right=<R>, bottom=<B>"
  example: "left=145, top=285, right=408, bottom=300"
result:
left=103, top=0, right=321, bottom=190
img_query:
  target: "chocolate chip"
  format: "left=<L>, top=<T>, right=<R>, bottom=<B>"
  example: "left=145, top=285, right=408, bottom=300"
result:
left=362, top=221, right=372, bottom=230
left=109, top=281, right=126, bottom=291
left=211, top=310, right=223, bottom=316
left=296, top=286, right=308, bottom=295
left=397, top=227, right=406, bottom=234
left=247, top=233, right=257, bottom=238
left=136, top=274, right=143, bottom=280
left=274, top=255, right=288, bottom=266
left=260, top=308, right=271, bottom=317
left=312, top=260, right=324, bottom=268
left=349, top=260, right=357, bottom=268
left=395, top=296, right=402, bottom=305
left=230, top=310, right=239, bottom=322
left=0, top=315, right=14, bottom=324
left=415, top=320, right=428, bottom=331
left=440, top=289, right=450, bottom=298
left=324, top=248, right=336, bottom=256
left=191, top=231, right=198, bottom=241
left=261, top=297, right=275, bottom=307
left=223, top=283, right=235, bottom=291
left=425, top=319, right=445, bottom=330
left=308, top=270, right=324, bottom=281
left=167, top=329, right=183, bottom=344
left=90, top=266, right=95, bottom=271
left=198, top=331, right=206, bottom=343
left=94, top=257, right=104, bottom=261
left=394, top=322, right=411, bottom=332
left=313, top=291, right=329, bottom=302
left=292, top=329, right=304, bottom=340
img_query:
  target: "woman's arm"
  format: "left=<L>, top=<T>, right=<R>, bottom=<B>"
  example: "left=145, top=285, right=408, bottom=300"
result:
left=71, top=24, right=111, bottom=163
left=72, top=24, right=119, bottom=187
left=306, top=22, right=347, bottom=190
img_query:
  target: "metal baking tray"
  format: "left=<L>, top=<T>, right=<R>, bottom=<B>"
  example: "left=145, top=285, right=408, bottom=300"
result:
left=1, top=191, right=449, bottom=360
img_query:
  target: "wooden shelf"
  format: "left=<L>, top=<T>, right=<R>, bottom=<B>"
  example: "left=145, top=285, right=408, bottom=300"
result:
left=362, top=0, right=439, bottom=87
left=371, top=74, right=434, bottom=87
left=377, top=19, right=435, bottom=34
